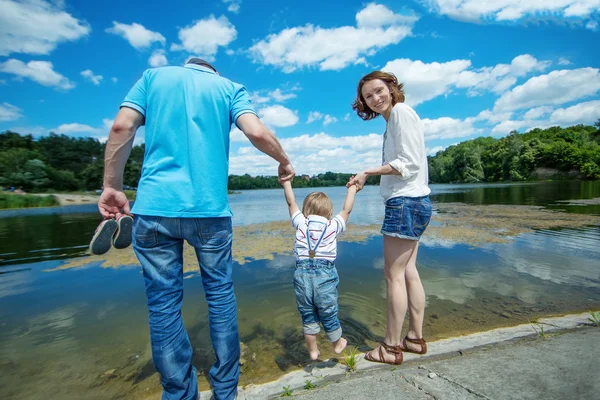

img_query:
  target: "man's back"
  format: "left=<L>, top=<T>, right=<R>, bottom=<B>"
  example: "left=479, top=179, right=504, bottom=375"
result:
left=121, top=64, right=256, bottom=218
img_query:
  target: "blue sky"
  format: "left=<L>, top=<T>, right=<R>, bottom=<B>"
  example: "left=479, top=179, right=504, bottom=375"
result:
left=1, top=0, right=599, bottom=176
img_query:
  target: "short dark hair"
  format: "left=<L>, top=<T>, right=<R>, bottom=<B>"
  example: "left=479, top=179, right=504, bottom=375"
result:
left=187, top=58, right=217, bottom=73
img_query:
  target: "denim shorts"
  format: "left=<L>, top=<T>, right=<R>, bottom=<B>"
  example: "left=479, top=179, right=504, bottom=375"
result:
left=381, top=195, right=432, bottom=240
left=293, top=258, right=342, bottom=342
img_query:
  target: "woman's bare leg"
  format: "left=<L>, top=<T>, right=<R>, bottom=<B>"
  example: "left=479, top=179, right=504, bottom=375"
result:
left=383, top=236, right=418, bottom=345
left=404, top=242, right=426, bottom=351
left=366, top=236, right=417, bottom=362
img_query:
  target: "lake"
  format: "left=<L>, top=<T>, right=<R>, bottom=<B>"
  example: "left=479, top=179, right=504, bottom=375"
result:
left=1, top=180, right=599, bottom=400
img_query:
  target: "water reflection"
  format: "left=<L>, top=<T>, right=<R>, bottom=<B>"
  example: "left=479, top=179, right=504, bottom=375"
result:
left=1, top=181, right=600, bottom=399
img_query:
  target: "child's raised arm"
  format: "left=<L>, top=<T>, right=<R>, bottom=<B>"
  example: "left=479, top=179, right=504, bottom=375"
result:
left=282, top=180, right=300, bottom=217
left=338, top=184, right=357, bottom=222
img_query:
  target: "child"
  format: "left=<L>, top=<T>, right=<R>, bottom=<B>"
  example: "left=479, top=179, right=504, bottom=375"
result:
left=282, top=180, right=358, bottom=360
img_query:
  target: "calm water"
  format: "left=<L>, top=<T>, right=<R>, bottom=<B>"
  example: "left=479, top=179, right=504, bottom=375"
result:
left=1, top=181, right=599, bottom=399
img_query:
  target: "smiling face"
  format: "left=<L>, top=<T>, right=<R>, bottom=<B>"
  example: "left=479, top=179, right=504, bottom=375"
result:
left=352, top=71, right=405, bottom=121
left=361, top=79, right=393, bottom=118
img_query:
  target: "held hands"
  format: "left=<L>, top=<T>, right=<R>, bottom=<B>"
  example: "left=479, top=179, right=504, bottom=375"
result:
left=347, top=172, right=368, bottom=192
left=278, top=162, right=295, bottom=184
left=98, top=188, right=131, bottom=219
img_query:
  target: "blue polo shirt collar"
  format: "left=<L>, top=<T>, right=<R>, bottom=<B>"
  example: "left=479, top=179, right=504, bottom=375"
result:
left=184, top=64, right=216, bottom=74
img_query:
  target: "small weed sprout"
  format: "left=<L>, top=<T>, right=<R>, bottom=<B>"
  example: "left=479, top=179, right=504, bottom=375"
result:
left=588, top=311, right=600, bottom=327
left=530, top=319, right=549, bottom=338
left=281, top=385, right=293, bottom=397
left=343, top=347, right=359, bottom=373
left=304, top=380, right=316, bottom=390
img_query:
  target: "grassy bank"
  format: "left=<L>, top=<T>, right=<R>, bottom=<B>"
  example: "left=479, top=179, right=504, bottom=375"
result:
left=0, top=193, right=59, bottom=209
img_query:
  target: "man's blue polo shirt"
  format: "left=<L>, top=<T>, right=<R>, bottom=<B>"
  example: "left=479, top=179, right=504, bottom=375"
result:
left=121, top=64, right=256, bottom=218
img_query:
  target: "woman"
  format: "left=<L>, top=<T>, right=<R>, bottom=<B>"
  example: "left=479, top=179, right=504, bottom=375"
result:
left=348, top=71, right=432, bottom=365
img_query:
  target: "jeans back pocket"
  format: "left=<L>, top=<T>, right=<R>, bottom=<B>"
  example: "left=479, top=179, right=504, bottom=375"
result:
left=133, top=215, right=160, bottom=248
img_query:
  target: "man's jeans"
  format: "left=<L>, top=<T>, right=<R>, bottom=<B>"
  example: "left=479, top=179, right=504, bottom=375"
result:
left=133, top=215, right=239, bottom=400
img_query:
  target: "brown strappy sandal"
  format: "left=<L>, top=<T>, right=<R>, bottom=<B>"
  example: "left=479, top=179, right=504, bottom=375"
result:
left=364, top=341, right=403, bottom=365
left=400, top=336, right=427, bottom=355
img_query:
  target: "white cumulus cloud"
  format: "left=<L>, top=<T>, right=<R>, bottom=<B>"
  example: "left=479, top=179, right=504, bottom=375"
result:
left=106, top=21, right=165, bottom=50
left=356, top=2, right=419, bottom=28
left=456, top=54, right=551, bottom=96
left=307, top=111, right=323, bottom=124
left=382, top=58, right=471, bottom=106
left=0, top=102, right=23, bottom=121
left=422, top=116, right=481, bottom=140
left=222, top=0, right=241, bottom=14
left=523, top=106, right=554, bottom=120
left=171, top=15, right=237, bottom=61
left=494, top=68, right=600, bottom=112
left=53, top=123, right=99, bottom=134
left=258, top=105, right=299, bottom=128
left=229, top=131, right=385, bottom=176
left=249, top=3, right=417, bottom=72
left=323, top=115, right=338, bottom=126
left=492, top=100, right=600, bottom=134
left=148, top=49, right=168, bottom=67
left=424, top=0, right=600, bottom=23
left=548, top=99, right=600, bottom=125
left=0, top=59, right=74, bottom=90
left=80, top=69, right=103, bottom=85
left=0, top=0, right=90, bottom=56
left=269, top=88, right=297, bottom=102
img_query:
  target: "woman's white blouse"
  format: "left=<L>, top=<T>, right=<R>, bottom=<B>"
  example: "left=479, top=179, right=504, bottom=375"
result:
left=380, top=103, right=431, bottom=201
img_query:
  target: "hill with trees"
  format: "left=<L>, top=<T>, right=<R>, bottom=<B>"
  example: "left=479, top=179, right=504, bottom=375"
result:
left=428, top=122, right=600, bottom=183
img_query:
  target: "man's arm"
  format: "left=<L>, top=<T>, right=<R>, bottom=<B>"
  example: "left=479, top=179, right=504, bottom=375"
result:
left=338, top=185, right=357, bottom=222
left=282, top=180, right=300, bottom=217
left=236, top=113, right=295, bottom=183
left=104, top=107, right=144, bottom=190
left=98, top=107, right=143, bottom=218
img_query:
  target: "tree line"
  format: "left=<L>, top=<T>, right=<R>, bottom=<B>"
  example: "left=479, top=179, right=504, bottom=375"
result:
left=0, top=122, right=598, bottom=192
left=428, top=122, right=600, bottom=183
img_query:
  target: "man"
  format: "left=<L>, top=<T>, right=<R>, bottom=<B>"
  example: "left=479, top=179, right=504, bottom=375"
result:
left=98, top=58, right=294, bottom=400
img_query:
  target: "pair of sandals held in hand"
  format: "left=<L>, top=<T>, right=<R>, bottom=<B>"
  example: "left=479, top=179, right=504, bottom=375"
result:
left=365, top=336, right=427, bottom=365
left=89, top=214, right=133, bottom=255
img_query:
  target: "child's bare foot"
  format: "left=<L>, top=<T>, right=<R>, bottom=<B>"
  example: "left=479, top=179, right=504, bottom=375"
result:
left=309, top=350, right=320, bottom=360
left=333, top=337, right=347, bottom=354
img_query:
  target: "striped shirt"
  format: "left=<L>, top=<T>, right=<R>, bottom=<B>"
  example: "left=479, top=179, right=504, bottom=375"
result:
left=291, top=211, right=346, bottom=261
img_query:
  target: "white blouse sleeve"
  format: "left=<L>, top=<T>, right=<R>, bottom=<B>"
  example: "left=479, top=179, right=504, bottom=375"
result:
left=387, top=106, right=424, bottom=181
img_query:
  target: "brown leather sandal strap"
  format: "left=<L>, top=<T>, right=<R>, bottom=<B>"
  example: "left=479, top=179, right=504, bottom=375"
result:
left=405, top=336, right=426, bottom=345
left=381, top=341, right=402, bottom=355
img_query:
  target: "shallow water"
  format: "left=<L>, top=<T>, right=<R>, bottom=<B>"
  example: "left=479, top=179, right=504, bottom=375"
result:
left=1, top=181, right=599, bottom=399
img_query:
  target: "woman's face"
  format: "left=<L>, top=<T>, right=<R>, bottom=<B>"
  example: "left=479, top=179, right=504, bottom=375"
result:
left=361, top=79, right=392, bottom=115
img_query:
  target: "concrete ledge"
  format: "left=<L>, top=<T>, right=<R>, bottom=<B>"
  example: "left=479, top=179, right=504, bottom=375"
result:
left=199, top=312, right=598, bottom=399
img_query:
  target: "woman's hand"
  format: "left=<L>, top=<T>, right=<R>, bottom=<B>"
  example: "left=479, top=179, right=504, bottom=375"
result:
left=347, top=172, right=368, bottom=192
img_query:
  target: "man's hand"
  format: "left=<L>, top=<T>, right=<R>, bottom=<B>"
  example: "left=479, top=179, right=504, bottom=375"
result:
left=278, top=163, right=295, bottom=184
left=98, top=188, right=131, bottom=219
left=347, top=172, right=368, bottom=192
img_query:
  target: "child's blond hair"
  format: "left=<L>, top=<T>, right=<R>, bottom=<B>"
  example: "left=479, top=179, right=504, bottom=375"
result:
left=302, top=192, right=333, bottom=219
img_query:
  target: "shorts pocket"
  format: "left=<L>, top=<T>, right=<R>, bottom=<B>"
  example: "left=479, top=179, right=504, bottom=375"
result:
left=411, top=206, right=432, bottom=237
left=383, top=204, right=403, bottom=228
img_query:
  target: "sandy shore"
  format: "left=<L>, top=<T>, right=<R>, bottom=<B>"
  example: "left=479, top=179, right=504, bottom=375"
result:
left=50, top=193, right=100, bottom=206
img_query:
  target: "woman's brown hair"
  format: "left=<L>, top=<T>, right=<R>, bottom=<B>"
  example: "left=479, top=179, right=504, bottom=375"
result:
left=352, top=71, right=405, bottom=120
left=302, top=192, right=333, bottom=219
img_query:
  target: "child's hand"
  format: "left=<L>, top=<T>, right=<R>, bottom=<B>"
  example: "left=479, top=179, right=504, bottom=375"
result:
left=347, top=178, right=358, bottom=192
